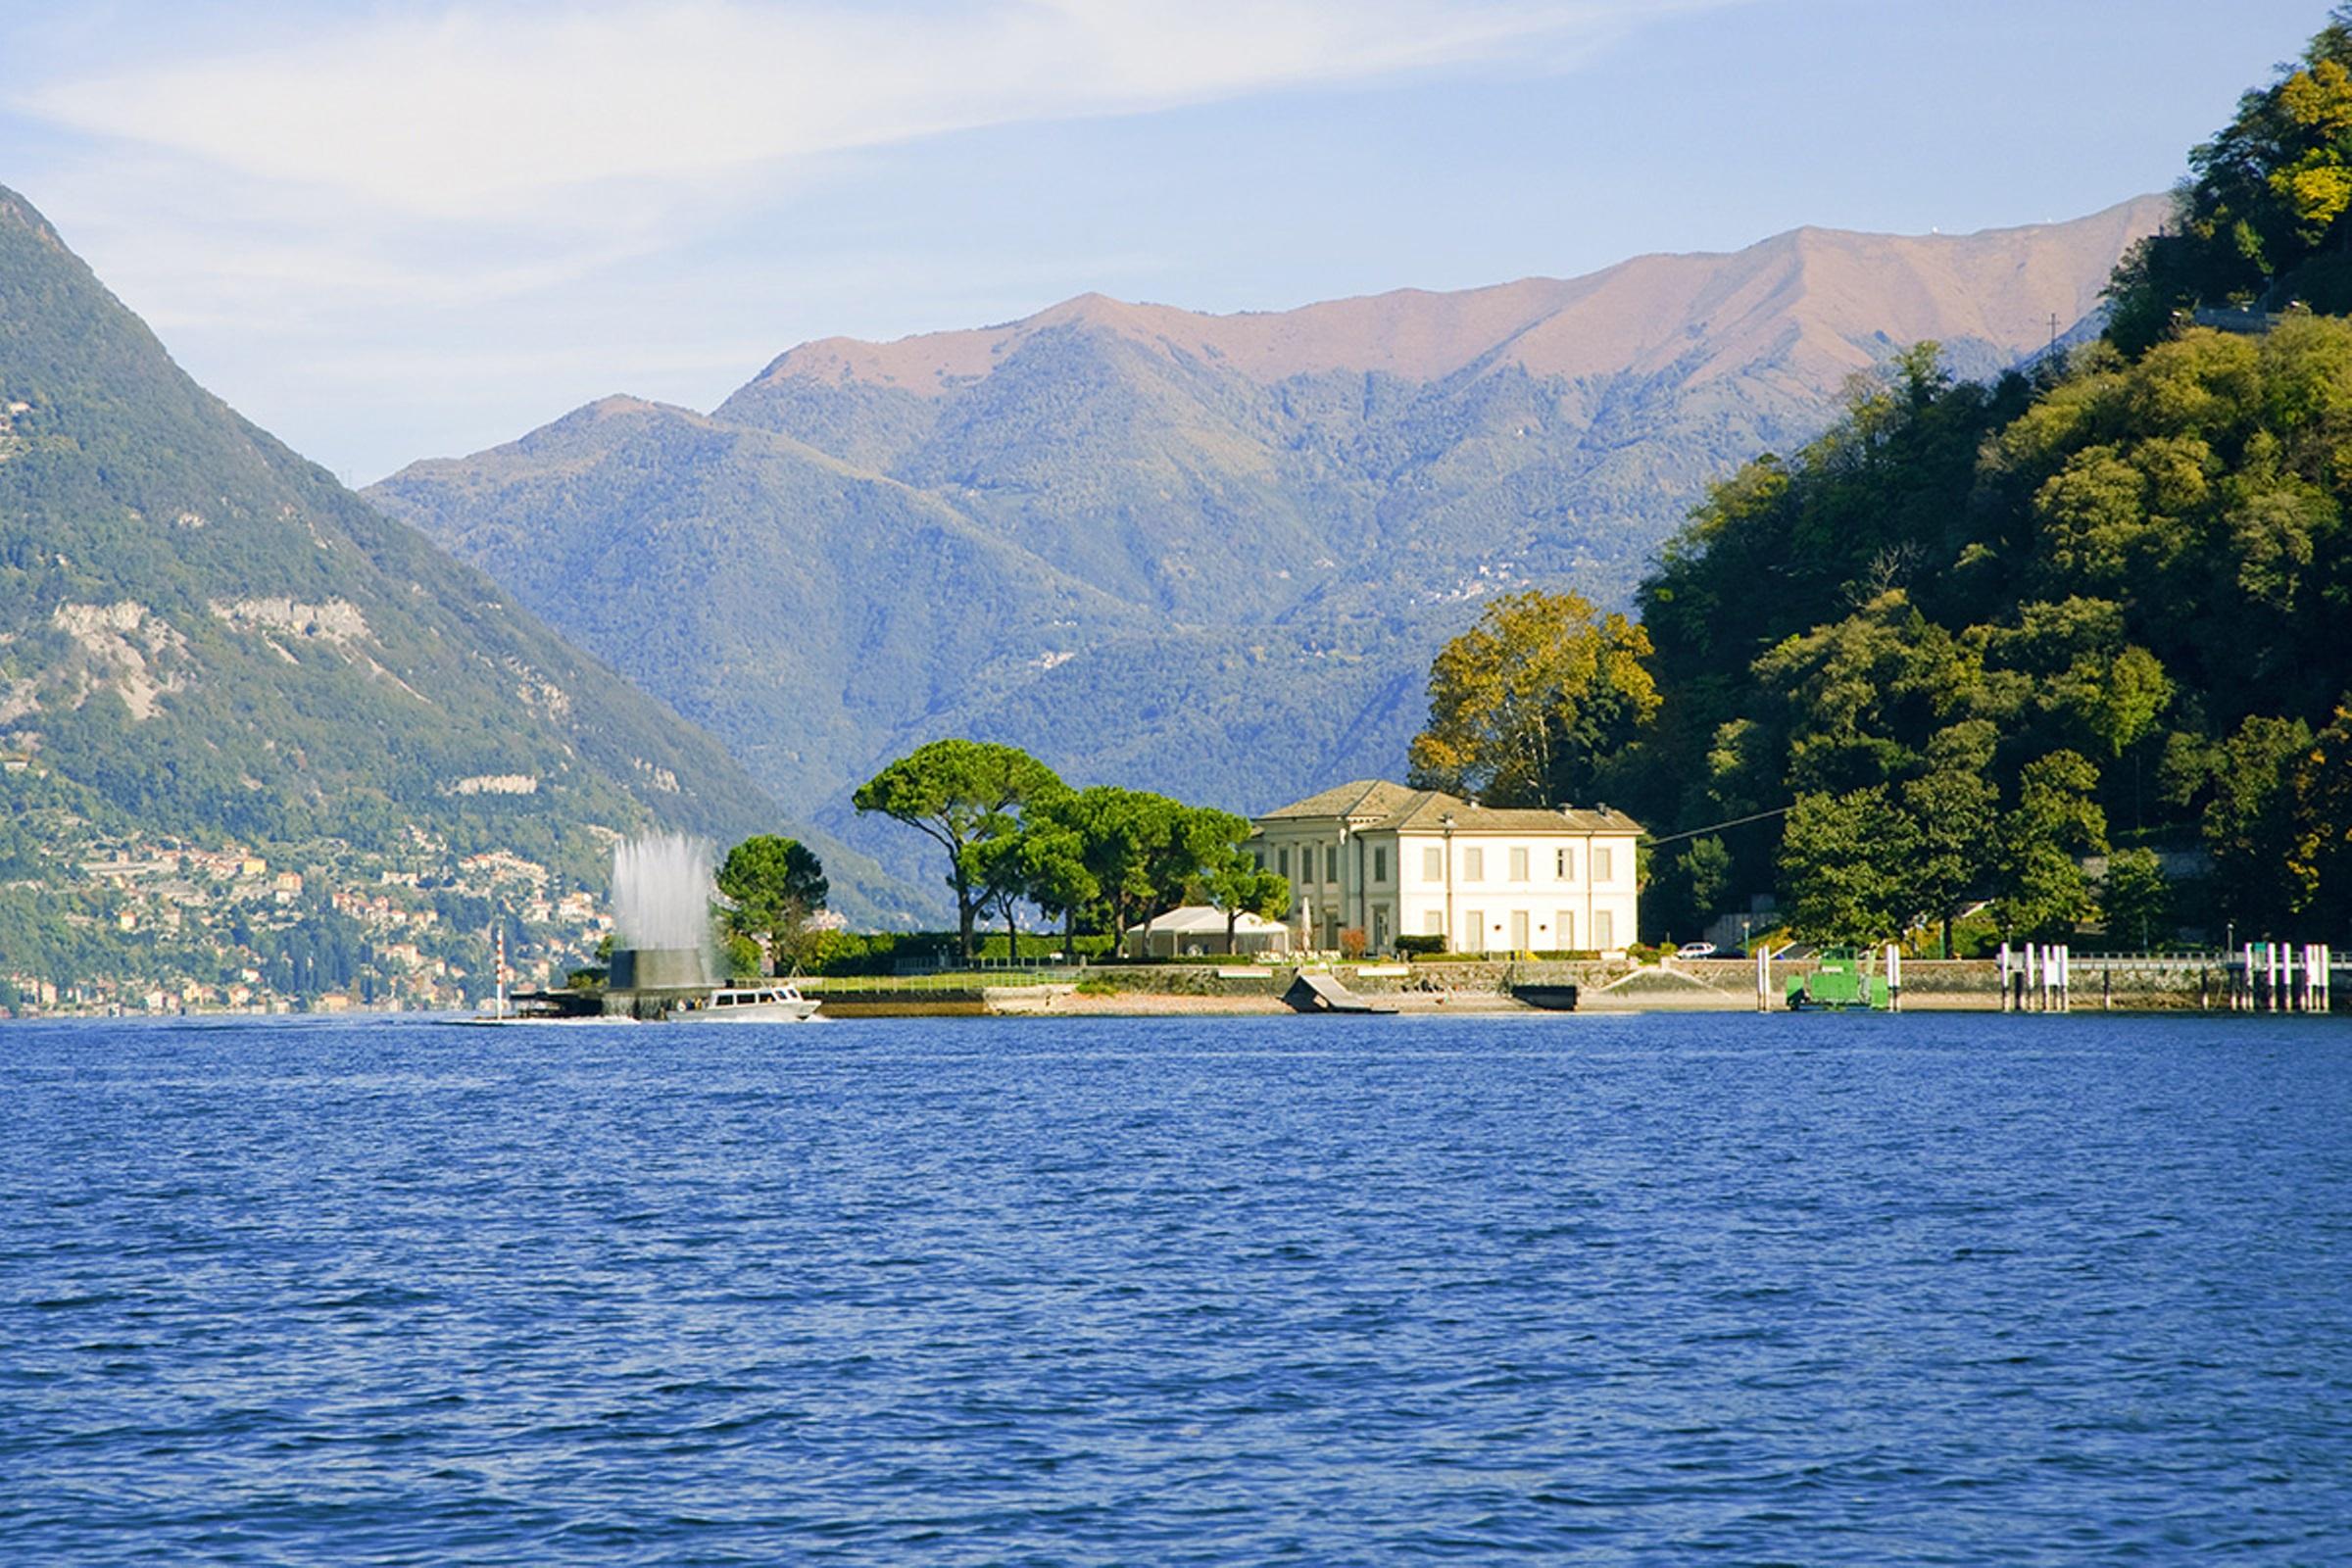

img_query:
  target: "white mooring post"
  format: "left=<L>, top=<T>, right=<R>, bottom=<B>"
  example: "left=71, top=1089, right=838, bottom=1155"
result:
left=1886, top=943, right=1902, bottom=1012
left=2244, top=943, right=2256, bottom=1012
left=1755, top=944, right=1770, bottom=1013
left=1998, top=942, right=2012, bottom=1012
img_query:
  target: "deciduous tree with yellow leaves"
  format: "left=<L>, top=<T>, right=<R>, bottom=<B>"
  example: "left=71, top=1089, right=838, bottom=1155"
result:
left=1406, top=590, right=1658, bottom=808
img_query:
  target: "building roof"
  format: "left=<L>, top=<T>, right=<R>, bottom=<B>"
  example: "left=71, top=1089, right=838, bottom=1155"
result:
left=1255, top=779, right=1424, bottom=822
left=1125, top=905, right=1291, bottom=935
left=1255, top=779, right=1642, bottom=836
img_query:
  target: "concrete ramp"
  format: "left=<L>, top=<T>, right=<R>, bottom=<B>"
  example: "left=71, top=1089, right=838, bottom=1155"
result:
left=1284, top=971, right=1397, bottom=1014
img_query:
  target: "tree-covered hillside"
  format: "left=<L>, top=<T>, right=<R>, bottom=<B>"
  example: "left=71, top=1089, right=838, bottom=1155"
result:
left=1622, top=19, right=2352, bottom=947
left=0, top=184, right=902, bottom=910
left=2109, top=7, right=2352, bottom=348
left=1633, top=320, right=2352, bottom=942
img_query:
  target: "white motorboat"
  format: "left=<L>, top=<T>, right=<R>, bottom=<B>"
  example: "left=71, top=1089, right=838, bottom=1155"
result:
left=666, top=983, right=822, bottom=1022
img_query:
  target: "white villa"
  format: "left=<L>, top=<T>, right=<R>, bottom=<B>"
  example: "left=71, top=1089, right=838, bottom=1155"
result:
left=1251, top=781, right=1642, bottom=956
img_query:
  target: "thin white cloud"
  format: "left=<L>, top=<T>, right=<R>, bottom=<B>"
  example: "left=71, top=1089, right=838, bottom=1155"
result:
left=6, top=0, right=1738, bottom=479
left=21, top=0, right=1689, bottom=217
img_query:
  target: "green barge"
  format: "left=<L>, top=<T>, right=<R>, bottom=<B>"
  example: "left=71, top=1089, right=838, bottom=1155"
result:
left=1787, top=949, right=1894, bottom=1011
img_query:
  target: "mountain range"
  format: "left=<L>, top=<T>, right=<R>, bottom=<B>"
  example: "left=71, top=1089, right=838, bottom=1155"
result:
left=0, top=183, right=904, bottom=918
left=367, top=196, right=2167, bottom=900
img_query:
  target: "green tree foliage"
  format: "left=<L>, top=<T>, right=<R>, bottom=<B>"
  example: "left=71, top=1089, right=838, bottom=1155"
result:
left=2100, top=848, right=2175, bottom=950
left=1989, top=751, right=2110, bottom=942
left=721, top=931, right=764, bottom=979
left=1198, top=841, right=1291, bottom=953
left=2304, top=701, right=2352, bottom=934
left=715, top=834, right=828, bottom=974
left=2191, top=700, right=2352, bottom=935
left=1778, top=787, right=1917, bottom=946
left=852, top=739, right=1063, bottom=958
left=1630, top=316, right=2352, bottom=935
left=1653, top=834, right=1731, bottom=943
left=1407, top=590, right=1658, bottom=808
left=855, top=754, right=1283, bottom=956
left=1039, top=786, right=1233, bottom=944
left=975, top=807, right=1098, bottom=953
left=1899, top=721, right=2000, bottom=956
left=2107, top=9, right=2352, bottom=350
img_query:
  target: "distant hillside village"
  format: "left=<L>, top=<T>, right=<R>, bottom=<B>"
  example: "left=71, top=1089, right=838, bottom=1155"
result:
left=0, top=814, right=614, bottom=1017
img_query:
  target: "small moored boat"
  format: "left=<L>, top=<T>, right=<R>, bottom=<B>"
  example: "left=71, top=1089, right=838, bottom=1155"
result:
left=667, top=983, right=822, bottom=1023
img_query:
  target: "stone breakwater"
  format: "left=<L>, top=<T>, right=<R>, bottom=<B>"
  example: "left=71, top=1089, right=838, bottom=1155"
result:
left=967, top=956, right=2269, bottom=1017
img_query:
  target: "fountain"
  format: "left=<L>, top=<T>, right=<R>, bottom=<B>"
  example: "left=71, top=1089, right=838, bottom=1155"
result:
left=607, top=831, right=718, bottom=996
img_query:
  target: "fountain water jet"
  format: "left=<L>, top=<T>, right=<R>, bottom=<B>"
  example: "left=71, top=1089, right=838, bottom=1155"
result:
left=607, top=831, right=718, bottom=992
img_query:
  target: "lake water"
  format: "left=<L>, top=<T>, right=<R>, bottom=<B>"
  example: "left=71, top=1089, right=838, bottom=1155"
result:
left=3, top=1011, right=2349, bottom=1565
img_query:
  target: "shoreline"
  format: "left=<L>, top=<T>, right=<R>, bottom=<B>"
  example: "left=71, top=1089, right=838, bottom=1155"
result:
left=7, top=956, right=2321, bottom=1022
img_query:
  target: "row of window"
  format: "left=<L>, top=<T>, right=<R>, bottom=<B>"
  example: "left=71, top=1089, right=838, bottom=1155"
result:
left=1308, top=907, right=1620, bottom=951
left=1441, top=908, right=1616, bottom=950
left=1262, top=841, right=1616, bottom=886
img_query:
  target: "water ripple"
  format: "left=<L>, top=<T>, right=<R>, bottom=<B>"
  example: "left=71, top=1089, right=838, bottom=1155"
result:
left=2, top=1012, right=2349, bottom=1563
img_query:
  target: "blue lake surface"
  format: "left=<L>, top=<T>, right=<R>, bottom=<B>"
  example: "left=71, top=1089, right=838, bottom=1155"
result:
left=3, top=1010, right=2350, bottom=1565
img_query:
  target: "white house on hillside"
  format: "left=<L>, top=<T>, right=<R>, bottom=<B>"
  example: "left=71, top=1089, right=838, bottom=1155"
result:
left=1252, top=780, right=1641, bottom=956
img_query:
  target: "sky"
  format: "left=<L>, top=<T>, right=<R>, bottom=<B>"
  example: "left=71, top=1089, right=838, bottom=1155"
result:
left=0, top=0, right=2334, bottom=483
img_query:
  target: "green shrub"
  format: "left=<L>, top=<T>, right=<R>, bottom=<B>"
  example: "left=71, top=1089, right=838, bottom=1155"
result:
left=1395, top=934, right=1445, bottom=956
left=806, top=929, right=957, bottom=975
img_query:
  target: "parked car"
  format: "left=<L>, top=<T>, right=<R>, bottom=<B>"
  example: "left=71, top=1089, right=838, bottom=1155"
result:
left=1675, top=941, right=1718, bottom=959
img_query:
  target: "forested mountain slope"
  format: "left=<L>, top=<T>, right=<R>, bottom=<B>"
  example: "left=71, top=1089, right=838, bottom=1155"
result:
left=0, top=184, right=903, bottom=915
left=1626, top=20, right=2352, bottom=947
left=369, top=199, right=2164, bottom=875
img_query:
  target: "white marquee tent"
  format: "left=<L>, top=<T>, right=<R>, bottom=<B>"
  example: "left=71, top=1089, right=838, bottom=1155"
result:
left=1120, top=905, right=1293, bottom=959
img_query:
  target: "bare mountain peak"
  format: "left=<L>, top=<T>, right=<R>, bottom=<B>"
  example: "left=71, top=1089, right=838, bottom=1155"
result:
left=731, top=196, right=2167, bottom=409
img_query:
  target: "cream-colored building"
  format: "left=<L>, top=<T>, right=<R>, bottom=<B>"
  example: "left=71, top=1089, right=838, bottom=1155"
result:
left=1252, top=781, right=1642, bottom=956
